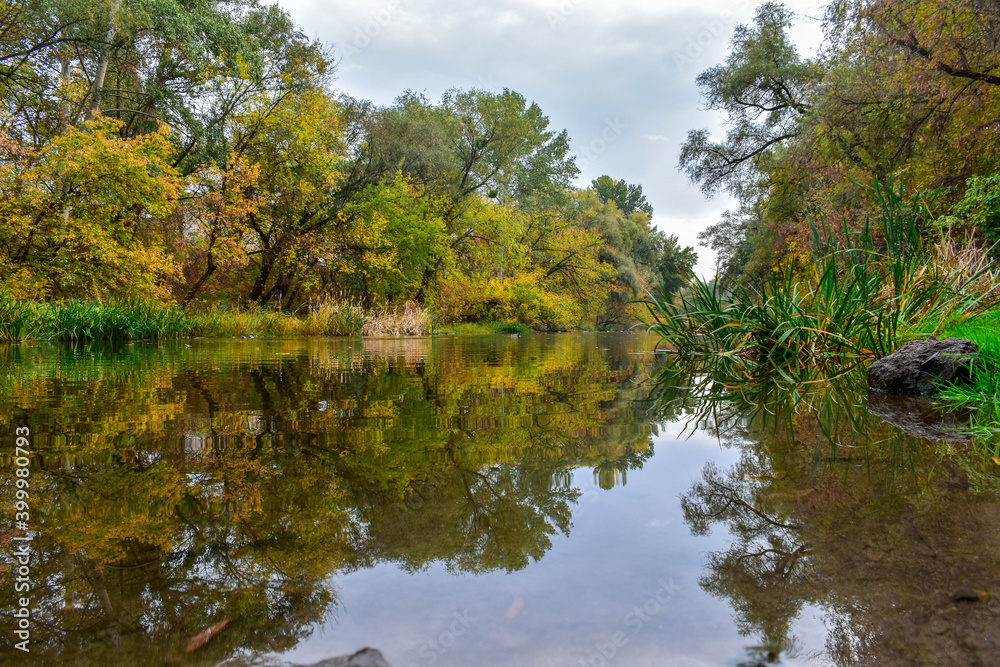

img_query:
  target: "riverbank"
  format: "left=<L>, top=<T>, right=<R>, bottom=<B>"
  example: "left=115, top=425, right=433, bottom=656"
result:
left=0, top=297, right=560, bottom=342
left=0, top=298, right=435, bottom=342
left=936, top=310, right=1000, bottom=443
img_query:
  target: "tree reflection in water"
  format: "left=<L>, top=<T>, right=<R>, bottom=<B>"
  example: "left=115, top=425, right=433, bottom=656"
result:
left=0, top=335, right=661, bottom=665
left=659, top=357, right=1000, bottom=666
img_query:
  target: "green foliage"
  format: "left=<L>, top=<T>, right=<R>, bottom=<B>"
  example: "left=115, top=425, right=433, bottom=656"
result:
left=655, top=234, right=699, bottom=296
left=494, top=322, right=531, bottom=335
left=568, top=189, right=683, bottom=326
left=646, top=180, right=994, bottom=363
left=0, top=298, right=53, bottom=341
left=948, top=174, right=1000, bottom=247
left=935, top=310, right=1000, bottom=447
left=591, top=175, right=654, bottom=218
left=439, top=273, right=583, bottom=331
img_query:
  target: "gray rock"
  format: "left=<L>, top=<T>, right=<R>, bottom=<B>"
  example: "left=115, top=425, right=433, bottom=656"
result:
left=866, top=393, right=973, bottom=442
left=299, top=648, right=393, bottom=667
left=867, top=336, right=980, bottom=395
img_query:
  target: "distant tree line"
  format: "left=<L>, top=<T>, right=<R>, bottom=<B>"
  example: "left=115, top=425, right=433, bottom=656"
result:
left=0, top=0, right=696, bottom=329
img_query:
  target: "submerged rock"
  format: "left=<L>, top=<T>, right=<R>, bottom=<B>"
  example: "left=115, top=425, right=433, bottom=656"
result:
left=867, top=393, right=973, bottom=442
left=300, top=648, right=393, bottom=667
left=867, top=336, right=980, bottom=395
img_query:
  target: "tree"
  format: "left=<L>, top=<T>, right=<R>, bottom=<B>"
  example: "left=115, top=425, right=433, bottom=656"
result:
left=678, top=2, right=821, bottom=202
left=441, top=88, right=578, bottom=207
left=226, top=88, right=346, bottom=307
left=654, top=233, right=698, bottom=296
left=814, top=0, right=1000, bottom=192
left=0, top=116, right=180, bottom=299
left=330, top=176, right=450, bottom=305
left=591, top=175, right=653, bottom=218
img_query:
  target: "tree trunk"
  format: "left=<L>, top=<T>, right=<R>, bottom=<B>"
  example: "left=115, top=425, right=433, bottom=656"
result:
left=248, top=252, right=276, bottom=304
left=85, top=2, right=119, bottom=121
left=183, top=253, right=216, bottom=308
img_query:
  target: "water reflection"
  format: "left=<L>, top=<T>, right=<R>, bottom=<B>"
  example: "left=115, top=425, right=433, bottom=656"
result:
left=656, top=359, right=1000, bottom=666
left=0, top=335, right=661, bottom=665
left=4, top=337, right=999, bottom=666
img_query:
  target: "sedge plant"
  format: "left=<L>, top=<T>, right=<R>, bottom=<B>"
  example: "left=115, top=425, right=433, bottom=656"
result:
left=645, top=178, right=996, bottom=368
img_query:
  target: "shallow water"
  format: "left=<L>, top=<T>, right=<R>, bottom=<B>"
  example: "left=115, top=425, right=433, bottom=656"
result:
left=1, top=334, right=998, bottom=666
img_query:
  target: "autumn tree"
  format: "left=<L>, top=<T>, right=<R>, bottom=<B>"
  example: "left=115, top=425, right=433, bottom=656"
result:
left=0, top=116, right=180, bottom=299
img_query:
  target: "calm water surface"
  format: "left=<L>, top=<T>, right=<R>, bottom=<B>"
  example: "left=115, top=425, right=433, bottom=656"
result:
left=1, top=334, right=998, bottom=666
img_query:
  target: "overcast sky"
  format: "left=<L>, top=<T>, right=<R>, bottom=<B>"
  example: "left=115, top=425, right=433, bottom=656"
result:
left=278, top=0, right=826, bottom=273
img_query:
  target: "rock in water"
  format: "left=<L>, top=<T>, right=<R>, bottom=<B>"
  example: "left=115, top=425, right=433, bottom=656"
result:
left=867, top=336, right=980, bottom=395
left=301, top=648, right=393, bottom=667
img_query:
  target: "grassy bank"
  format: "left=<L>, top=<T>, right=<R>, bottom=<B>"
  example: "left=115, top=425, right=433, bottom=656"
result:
left=0, top=297, right=434, bottom=342
left=936, top=310, right=1000, bottom=446
left=436, top=321, right=532, bottom=335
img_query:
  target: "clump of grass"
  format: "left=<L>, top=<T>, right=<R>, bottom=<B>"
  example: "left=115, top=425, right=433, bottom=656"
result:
left=188, top=298, right=434, bottom=338
left=49, top=297, right=190, bottom=341
left=2, top=294, right=434, bottom=342
left=187, top=305, right=302, bottom=337
left=0, top=299, right=54, bottom=341
left=362, top=301, right=433, bottom=336
left=646, top=179, right=996, bottom=366
left=1, top=296, right=189, bottom=341
left=302, top=299, right=367, bottom=336
left=934, top=310, right=1000, bottom=447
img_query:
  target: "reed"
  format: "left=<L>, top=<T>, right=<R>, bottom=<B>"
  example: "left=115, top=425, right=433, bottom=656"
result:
left=186, top=298, right=434, bottom=338
left=0, top=299, right=54, bottom=341
left=645, top=179, right=996, bottom=366
left=1, top=297, right=190, bottom=341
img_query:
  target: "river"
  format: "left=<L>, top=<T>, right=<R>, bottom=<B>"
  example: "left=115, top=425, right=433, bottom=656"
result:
left=1, top=333, right=998, bottom=666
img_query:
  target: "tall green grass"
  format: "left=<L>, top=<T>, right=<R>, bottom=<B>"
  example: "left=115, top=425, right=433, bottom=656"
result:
left=1, top=297, right=190, bottom=342
left=646, top=180, right=996, bottom=366
left=51, top=297, right=191, bottom=341
left=0, top=300, right=53, bottom=341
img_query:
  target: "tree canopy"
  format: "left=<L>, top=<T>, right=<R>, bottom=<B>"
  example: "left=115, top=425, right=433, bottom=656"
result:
left=683, top=0, right=1000, bottom=281
left=0, top=0, right=691, bottom=327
